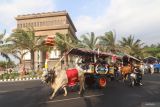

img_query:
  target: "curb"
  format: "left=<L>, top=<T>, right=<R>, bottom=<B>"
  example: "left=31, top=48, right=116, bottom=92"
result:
left=0, top=77, right=42, bottom=82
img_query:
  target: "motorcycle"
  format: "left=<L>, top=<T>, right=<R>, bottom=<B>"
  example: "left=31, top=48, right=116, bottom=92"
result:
left=130, top=71, right=143, bottom=87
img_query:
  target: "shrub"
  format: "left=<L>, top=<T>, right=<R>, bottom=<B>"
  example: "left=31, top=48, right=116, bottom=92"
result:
left=0, top=72, right=20, bottom=79
left=9, top=72, right=19, bottom=79
left=2, top=73, right=10, bottom=79
left=0, top=74, right=3, bottom=79
left=36, top=70, right=43, bottom=77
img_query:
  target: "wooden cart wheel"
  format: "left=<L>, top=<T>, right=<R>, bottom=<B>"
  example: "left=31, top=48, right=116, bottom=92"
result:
left=98, top=77, right=107, bottom=88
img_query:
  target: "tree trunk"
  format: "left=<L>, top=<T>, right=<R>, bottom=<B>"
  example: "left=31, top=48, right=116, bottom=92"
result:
left=30, top=50, right=35, bottom=71
left=19, top=57, right=26, bottom=77
left=60, top=51, right=64, bottom=69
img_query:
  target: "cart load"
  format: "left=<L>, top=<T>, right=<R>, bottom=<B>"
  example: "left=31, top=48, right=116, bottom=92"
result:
left=68, top=48, right=121, bottom=88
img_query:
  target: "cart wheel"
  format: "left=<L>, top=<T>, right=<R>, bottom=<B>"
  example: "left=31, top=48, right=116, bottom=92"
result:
left=98, top=77, right=107, bottom=88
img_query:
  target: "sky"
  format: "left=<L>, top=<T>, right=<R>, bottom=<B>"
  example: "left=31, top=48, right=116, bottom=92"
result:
left=0, top=0, right=160, bottom=45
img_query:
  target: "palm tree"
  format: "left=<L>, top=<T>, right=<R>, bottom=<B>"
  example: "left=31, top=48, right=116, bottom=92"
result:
left=79, top=32, right=98, bottom=50
left=1, top=43, right=29, bottom=66
left=143, top=44, right=160, bottom=59
left=55, top=33, right=77, bottom=53
left=54, top=33, right=78, bottom=66
left=119, top=35, right=144, bottom=57
left=98, top=31, right=119, bottom=53
left=0, top=31, right=10, bottom=61
left=7, top=28, right=44, bottom=70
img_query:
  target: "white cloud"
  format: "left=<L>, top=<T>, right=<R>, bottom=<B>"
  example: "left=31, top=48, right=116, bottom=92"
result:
left=0, top=0, right=56, bottom=63
left=75, top=16, right=107, bottom=36
left=0, top=0, right=55, bottom=33
left=0, top=0, right=160, bottom=45
left=75, top=0, right=160, bottom=45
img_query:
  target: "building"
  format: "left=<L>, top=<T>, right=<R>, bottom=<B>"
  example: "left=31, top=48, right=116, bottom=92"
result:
left=15, top=11, right=77, bottom=69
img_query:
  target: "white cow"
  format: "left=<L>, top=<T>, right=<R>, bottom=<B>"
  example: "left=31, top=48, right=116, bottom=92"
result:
left=42, top=57, right=85, bottom=100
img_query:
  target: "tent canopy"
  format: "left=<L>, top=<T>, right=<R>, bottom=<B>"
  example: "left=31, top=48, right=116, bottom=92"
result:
left=68, top=48, right=121, bottom=59
left=143, top=56, right=159, bottom=63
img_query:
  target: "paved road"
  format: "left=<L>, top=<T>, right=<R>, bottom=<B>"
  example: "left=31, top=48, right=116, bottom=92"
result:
left=0, top=74, right=160, bottom=107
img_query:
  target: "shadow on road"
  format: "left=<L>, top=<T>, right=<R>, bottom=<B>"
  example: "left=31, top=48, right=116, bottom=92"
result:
left=83, top=97, right=93, bottom=107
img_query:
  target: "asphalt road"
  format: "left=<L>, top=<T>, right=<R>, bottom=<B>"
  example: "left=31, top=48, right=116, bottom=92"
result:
left=0, top=73, right=160, bottom=107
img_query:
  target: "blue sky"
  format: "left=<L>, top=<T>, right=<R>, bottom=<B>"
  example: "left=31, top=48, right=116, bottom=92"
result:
left=55, top=0, right=110, bottom=18
left=0, top=0, right=160, bottom=45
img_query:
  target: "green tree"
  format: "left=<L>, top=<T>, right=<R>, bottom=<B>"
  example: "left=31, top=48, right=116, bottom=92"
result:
left=143, top=44, right=160, bottom=59
left=98, top=31, right=119, bottom=53
left=55, top=33, right=77, bottom=53
left=54, top=33, right=78, bottom=66
left=1, top=43, right=28, bottom=66
left=0, top=61, right=16, bottom=69
left=7, top=28, right=44, bottom=70
left=0, top=61, right=7, bottom=69
left=79, top=32, right=98, bottom=50
left=119, top=35, right=144, bottom=57
left=0, top=31, right=10, bottom=60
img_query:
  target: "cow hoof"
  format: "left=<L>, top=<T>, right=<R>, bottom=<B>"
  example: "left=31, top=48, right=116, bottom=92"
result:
left=49, top=97, right=53, bottom=100
left=78, top=91, right=81, bottom=95
left=63, top=94, right=67, bottom=96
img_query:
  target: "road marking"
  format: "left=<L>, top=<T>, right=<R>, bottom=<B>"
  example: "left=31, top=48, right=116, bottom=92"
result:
left=0, top=91, right=9, bottom=93
left=0, top=88, right=26, bottom=94
left=145, top=80, right=160, bottom=85
left=45, top=94, right=104, bottom=103
left=142, top=102, right=160, bottom=107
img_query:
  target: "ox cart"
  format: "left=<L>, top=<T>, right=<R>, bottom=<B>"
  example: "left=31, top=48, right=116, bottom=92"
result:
left=68, top=48, right=121, bottom=88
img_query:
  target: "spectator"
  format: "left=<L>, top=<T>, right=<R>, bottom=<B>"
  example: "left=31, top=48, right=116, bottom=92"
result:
left=150, top=64, right=154, bottom=74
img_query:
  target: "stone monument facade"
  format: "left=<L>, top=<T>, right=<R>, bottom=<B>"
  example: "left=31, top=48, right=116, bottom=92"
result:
left=15, top=11, right=77, bottom=70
